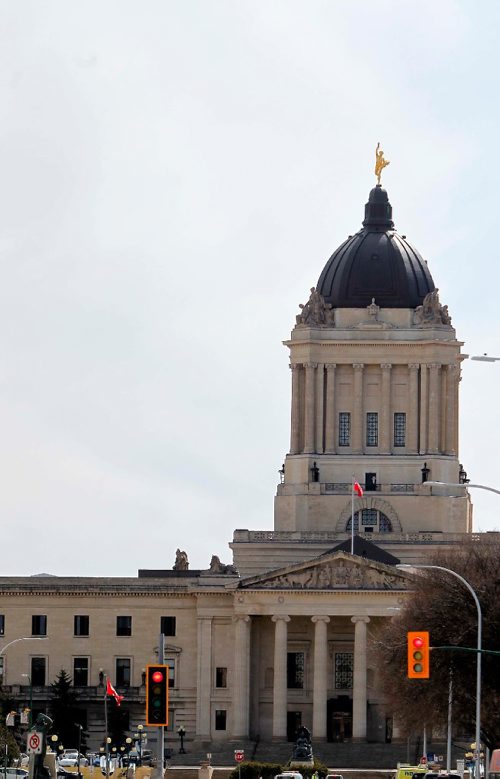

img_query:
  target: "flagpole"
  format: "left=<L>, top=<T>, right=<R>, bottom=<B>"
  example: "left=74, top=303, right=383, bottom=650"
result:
left=104, top=676, right=110, bottom=779
left=351, top=473, right=355, bottom=554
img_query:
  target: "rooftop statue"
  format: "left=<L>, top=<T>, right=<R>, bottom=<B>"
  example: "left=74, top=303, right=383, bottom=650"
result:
left=173, top=549, right=189, bottom=571
left=296, top=287, right=335, bottom=327
left=375, top=142, right=390, bottom=184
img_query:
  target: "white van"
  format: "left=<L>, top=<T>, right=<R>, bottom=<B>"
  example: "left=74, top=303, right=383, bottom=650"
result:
left=274, top=773, right=304, bottom=779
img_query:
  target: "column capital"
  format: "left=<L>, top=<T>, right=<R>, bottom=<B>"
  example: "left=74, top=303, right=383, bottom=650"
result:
left=304, top=362, right=318, bottom=370
left=381, top=363, right=392, bottom=371
left=311, top=615, right=331, bottom=625
left=290, top=363, right=301, bottom=372
left=351, top=616, right=370, bottom=625
left=428, top=363, right=441, bottom=371
left=408, top=363, right=420, bottom=371
left=272, top=614, right=291, bottom=623
left=233, top=614, right=251, bottom=624
left=353, top=363, right=364, bottom=371
left=326, top=363, right=337, bottom=371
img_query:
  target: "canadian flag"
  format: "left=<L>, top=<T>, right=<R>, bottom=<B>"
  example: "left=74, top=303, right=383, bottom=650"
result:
left=106, top=678, right=124, bottom=707
left=353, top=481, right=363, bottom=497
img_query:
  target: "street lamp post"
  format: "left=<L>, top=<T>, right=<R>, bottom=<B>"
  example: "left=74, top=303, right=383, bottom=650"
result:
left=397, top=563, right=482, bottom=779
left=177, top=726, right=186, bottom=754
left=75, top=724, right=83, bottom=778
left=426, top=481, right=500, bottom=496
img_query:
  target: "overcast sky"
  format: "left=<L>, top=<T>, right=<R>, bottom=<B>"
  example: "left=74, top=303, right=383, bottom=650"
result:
left=1, top=0, right=499, bottom=577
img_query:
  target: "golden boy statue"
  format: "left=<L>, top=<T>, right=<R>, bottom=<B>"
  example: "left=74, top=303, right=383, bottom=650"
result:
left=375, top=142, right=390, bottom=184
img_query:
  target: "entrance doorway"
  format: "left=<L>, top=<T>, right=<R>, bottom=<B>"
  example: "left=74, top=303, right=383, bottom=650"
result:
left=287, top=711, right=302, bottom=742
left=327, top=697, right=353, bottom=742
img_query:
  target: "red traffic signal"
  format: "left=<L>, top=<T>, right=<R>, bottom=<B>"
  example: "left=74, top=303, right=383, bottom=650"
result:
left=146, top=664, right=169, bottom=726
left=407, top=631, right=430, bottom=679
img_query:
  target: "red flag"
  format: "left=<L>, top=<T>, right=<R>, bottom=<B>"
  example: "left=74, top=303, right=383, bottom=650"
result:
left=353, top=481, right=363, bottom=497
left=106, top=678, right=124, bottom=707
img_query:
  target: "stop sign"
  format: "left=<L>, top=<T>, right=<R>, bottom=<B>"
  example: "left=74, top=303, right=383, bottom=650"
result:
left=235, top=750, right=245, bottom=763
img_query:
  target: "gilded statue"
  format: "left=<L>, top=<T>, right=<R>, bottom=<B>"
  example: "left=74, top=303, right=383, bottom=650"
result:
left=375, top=142, right=390, bottom=184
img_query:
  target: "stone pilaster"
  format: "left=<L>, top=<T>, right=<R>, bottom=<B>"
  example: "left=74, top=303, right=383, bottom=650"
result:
left=352, top=364, right=364, bottom=454
left=232, top=615, right=251, bottom=738
left=428, top=363, right=441, bottom=453
left=445, top=364, right=458, bottom=455
left=196, top=616, right=212, bottom=739
left=290, top=364, right=301, bottom=454
left=272, top=615, right=290, bottom=739
left=304, top=364, right=317, bottom=454
left=325, top=364, right=336, bottom=454
left=380, top=364, right=392, bottom=454
left=312, top=615, right=330, bottom=740
left=419, top=364, right=428, bottom=454
left=315, top=364, right=325, bottom=454
left=351, top=616, right=370, bottom=741
left=408, top=364, right=419, bottom=453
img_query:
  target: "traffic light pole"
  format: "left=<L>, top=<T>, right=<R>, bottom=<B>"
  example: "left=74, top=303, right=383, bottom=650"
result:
left=155, top=633, right=165, bottom=779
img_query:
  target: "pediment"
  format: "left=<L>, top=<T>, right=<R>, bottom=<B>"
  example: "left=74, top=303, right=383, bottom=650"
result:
left=239, top=551, right=406, bottom=591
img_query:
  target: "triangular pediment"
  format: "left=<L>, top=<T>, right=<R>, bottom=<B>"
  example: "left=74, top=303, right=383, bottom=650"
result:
left=238, top=550, right=407, bottom=591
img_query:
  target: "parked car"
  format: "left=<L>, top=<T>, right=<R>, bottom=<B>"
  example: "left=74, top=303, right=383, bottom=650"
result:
left=58, top=751, right=88, bottom=767
left=4, top=770, right=28, bottom=778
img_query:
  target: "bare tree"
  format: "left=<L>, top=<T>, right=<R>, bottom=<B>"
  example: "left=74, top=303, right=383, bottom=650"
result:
left=375, top=539, right=500, bottom=750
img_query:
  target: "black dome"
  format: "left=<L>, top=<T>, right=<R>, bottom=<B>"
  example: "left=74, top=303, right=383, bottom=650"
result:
left=317, top=185, right=436, bottom=309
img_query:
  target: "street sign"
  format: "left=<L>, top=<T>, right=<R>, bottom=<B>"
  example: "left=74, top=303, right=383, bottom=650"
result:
left=234, top=750, right=244, bottom=763
left=27, top=732, right=43, bottom=754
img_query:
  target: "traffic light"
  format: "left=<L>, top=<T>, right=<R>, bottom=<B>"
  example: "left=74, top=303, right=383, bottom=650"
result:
left=407, top=631, right=430, bottom=679
left=146, top=665, right=169, bottom=726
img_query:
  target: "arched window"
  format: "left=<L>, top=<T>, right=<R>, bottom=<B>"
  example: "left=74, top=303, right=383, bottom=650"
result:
left=346, top=509, right=393, bottom=533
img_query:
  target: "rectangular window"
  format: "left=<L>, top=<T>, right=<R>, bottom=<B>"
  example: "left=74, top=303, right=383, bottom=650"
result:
left=116, top=616, right=132, bottom=636
left=166, top=658, right=175, bottom=688
left=0, top=615, right=4, bottom=636
left=160, top=616, right=176, bottom=636
left=31, top=657, right=46, bottom=686
left=366, top=412, right=378, bottom=446
left=74, top=615, right=89, bottom=636
left=394, top=412, right=406, bottom=447
left=215, top=710, right=227, bottom=731
left=287, top=652, right=304, bottom=689
left=338, top=412, right=351, bottom=446
left=335, top=652, right=353, bottom=689
left=73, top=657, right=89, bottom=686
left=0, top=657, right=4, bottom=681
left=116, top=658, right=131, bottom=687
left=32, top=615, right=47, bottom=636
left=215, top=667, right=227, bottom=688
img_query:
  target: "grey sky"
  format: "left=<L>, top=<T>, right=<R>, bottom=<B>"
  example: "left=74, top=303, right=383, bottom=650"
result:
left=0, top=0, right=499, bottom=576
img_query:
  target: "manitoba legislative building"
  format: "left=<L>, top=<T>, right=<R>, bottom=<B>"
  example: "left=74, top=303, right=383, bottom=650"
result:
left=0, top=181, right=477, bottom=759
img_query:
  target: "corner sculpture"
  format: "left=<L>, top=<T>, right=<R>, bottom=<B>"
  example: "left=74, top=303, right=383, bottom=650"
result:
left=375, top=142, right=390, bottom=184
left=173, top=549, right=189, bottom=571
left=413, top=289, right=452, bottom=326
left=296, top=287, right=335, bottom=327
left=290, top=724, right=314, bottom=764
left=208, top=555, right=238, bottom=574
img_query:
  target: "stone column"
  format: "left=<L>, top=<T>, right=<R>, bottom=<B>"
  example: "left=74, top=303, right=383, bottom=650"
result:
left=312, top=616, right=330, bottom=740
left=351, top=616, right=370, bottom=741
left=352, top=364, right=364, bottom=454
left=272, top=615, right=290, bottom=739
left=419, top=364, right=428, bottom=454
left=196, top=616, right=212, bottom=739
left=304, top=364, right=317, bottom=454
left=428, top=364, right=441, bottom=453
left=315, top=364, right=325, bottom=454
left=380, top=364, right=392, bottom=454
left=232, top=615, right=251, bottom=738
left=408, top=364, right=419, bottom=454
left=325, top=364, right=336, bottom=454
left=445, top=364, right=458, bottom=455
left=290, top=364, right=302, bottom=454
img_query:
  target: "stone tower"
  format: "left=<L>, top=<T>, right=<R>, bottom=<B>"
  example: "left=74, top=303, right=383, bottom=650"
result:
left=274, top=184, right=472, bottom=537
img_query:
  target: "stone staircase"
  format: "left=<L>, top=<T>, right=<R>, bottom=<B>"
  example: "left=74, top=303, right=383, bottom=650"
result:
left=166, top=739, right=467, bottom=769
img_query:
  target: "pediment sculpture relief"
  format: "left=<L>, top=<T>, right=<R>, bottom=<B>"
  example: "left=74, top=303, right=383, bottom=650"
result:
left=296, top=287, right=335, bottom=327
left=256, top=559, right=401, bottom=590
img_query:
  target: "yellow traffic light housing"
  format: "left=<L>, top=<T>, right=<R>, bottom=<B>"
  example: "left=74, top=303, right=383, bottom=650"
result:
left=407, top=631, right=430, bottom=679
